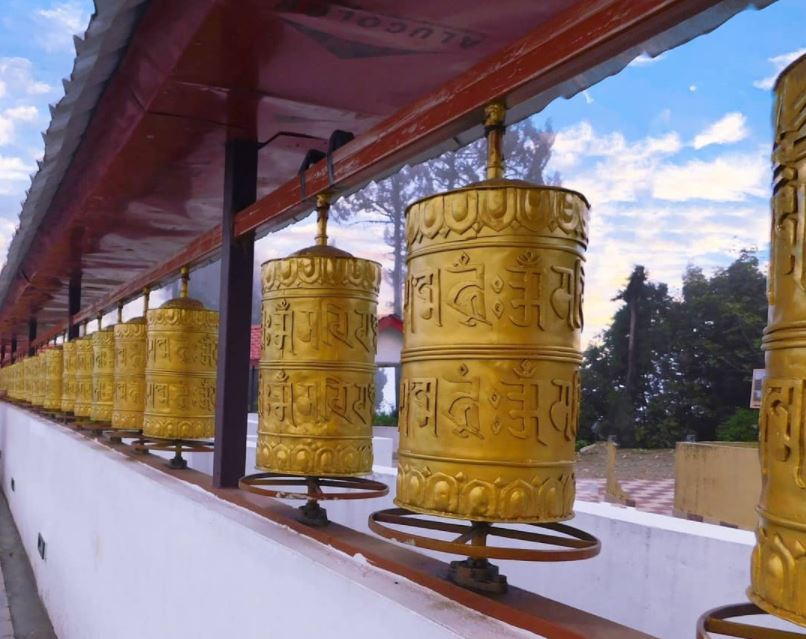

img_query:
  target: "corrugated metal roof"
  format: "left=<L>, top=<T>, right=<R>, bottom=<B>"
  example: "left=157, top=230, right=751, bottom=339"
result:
left=0, top=0, right=149, bottom=312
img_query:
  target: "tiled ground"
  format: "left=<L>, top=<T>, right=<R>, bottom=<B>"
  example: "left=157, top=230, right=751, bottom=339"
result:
left=0, top=560, right=13, bottom=639
left=576, top=478, right=676, bottom=516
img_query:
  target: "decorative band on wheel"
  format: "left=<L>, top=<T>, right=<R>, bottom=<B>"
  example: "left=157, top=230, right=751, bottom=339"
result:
left=368, top=508, right=600, bottom=562
left=696, top=603, right=806, bottom=638
left=239, top=473, right=389, bottom=502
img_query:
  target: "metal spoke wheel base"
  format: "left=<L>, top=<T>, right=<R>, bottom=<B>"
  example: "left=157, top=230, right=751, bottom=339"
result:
left=100, top=429, right=144, bottom=445
left=130, top=438, right=213, bottom=469
left=71, top=420, right=109, bottom=436
left=240, top=473, right=389, bottom=528
left=368, top=508, right=601, bottom=595
left=697, top=603, right=806, bottom=638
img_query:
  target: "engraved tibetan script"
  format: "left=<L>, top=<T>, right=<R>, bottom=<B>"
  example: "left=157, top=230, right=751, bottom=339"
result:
left=760, top=377, right=805, bottom=486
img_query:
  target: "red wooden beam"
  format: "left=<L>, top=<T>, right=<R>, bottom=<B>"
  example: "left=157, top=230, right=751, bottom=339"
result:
left=38, top=0, right=734, bottom=345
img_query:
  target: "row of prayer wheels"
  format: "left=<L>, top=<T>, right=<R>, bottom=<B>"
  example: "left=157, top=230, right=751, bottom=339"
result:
left=0, top=270, right=219, bottom=441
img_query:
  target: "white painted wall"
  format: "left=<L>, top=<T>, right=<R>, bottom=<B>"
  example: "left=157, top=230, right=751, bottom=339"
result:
left=377, top=328, right=402, bottom=364
left=319, top=470, right=804, bottom=639
left=0, top=404, right=538, bottom=639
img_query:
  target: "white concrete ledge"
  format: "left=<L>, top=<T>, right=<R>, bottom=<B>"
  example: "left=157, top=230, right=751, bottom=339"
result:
left=0, top=404, right=538, bottom=639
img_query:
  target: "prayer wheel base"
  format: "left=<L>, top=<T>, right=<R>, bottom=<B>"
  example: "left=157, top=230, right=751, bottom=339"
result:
left=100, top=429, right=143, bottom=445
left=130, top=438, right=213, bottom=469
left=368, top=508, right=600, bottom=593
left=448, top=558, right=508, bottom=595
left=696, top=602, right=806, bottom=638
left=240, top=473, right=389, bottom=528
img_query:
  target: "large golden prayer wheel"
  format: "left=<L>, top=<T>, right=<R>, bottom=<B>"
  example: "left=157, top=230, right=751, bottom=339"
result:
left=74, top=328, right=94, bottom=419
left=395, top=102, right=589, bottom=523
left=30, top=352, right=45, bottom=407
left=112, top=291, right=149, bottom=430
left=22, top=355, right=36, bottom=404
left=752, top=53, right=806, bottom=627
left=43, top=345, right=63, bottom=412
left=143, top=269, right=218, bottom=440
left=90, top=319, right=115, bottom=422
left=257, top=195, right=381, bottom=477
left=61, top=340, right=77, bottom=414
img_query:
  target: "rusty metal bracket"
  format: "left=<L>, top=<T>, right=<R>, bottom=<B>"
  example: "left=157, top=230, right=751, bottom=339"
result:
left=697, top=603, right=806, bottom=638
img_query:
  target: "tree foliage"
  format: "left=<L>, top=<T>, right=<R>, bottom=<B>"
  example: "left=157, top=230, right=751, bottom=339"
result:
left=581, top=251, right=766, bottom=447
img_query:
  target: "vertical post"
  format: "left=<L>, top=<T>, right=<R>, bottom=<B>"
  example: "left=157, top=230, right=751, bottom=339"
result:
left=68, top=273, right=81, bottom=340
left=10, top=337, right=16, bottom=363
left=0, top=343, right=5, bottom=367
left=27, top=318, right=36, bottom=357
left=213, top=139, right=258, bottom=488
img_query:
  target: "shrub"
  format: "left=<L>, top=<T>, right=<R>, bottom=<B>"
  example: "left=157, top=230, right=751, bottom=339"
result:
left=716, top=408, right=758, bottom=442
left=373, top=411, right=398, bottom=427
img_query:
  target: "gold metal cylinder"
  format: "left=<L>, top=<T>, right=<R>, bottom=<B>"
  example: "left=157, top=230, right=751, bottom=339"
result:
left=90, top=327, right=115, bottom=422
left=258, top=216, right=382, bottom=476
left=395, top=105, right=589, bottom=523
left=752, top=53, right=806, bottom=627
left=74, top=336, right=94, bottom=418
left=112, top=316, right=147, bottom=430
left=61, top=340, right=77, bottom=413
left=43, top=346, right=63, bottom=411
left=143, top=283, right=218, bottom=440
left=30, top=353, right=44, bottom=407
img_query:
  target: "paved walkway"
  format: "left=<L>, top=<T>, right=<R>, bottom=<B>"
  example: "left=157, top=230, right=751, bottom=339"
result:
left=0, top=492, right=56, bottom=639
left=576, top=478, right=676, bottom=516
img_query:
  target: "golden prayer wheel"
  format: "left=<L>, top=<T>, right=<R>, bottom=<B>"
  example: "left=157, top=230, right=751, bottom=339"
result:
left=395, top=102, right=588, bottom=523
left=752, top=53, right=806, bottom=628
left=61, top=339, right=77, bottom=414
left=43, top=345, right=63, bottom=412
left=74, top=326, right=94, bottom=419
left=30, top=352, right=45, bottom=407
left=257, top=194, right=381, bottom=477
left=112, top=291, right=149, bottom=430
left=90, top=318, right=115, bottom=422
left=143, top=268, right=218, bottom=440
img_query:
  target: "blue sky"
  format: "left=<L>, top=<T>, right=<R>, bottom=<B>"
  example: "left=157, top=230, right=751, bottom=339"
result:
left=0, top=1, right=804, bottom=342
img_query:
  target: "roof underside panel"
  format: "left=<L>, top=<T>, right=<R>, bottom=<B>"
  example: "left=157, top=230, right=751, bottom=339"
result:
left=0, top=0, right=774, bottom=345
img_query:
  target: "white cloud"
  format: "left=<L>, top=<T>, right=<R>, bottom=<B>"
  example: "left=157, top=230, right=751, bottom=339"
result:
left=4, top=106, right=37, bottom=122
left=691, top=112, right=748, bottom=149
left=0, top=118, right=12, bottom=146
left=0, top=58, right=52, bottom=96
left=628, top=52, right=666, bottom=67
left=0, top=218, right=16, bottom=266
left=689, top=85, right=697, bottom=92
left=550, top=121, right=681, bottom=203
left=0, top=81, right=5, bottom=99
left=754, top=47, right=806, bottom=90
left=34, top=2, right=89, bottom=53
left=580, top=203, right=769, bottom=344
left=652, top=152, right=768, bottom=202
left=0, top=106, right=40, bottom=147
left=0, top=155, right=35, bottom=194
left=582, top=90, right=594, bottom=105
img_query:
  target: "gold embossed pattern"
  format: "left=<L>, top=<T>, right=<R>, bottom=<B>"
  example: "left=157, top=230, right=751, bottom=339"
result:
left=397, top=176, right=588, bottom=521
left=90, top=328, right=115, bottom=422
left=112, top=320, right=147, bottom=430
left=73, top=337, right=94, bottom=418
left=43, top=346, right=63, bottom=411
left=143, top=300, right=219, bottom=440
left=258, top=243, right=381, bottom=477
left=751, top=53, right=806, bottom=627
left=61, top=341, right=77, bottom=413
left=30, top=353, right=45, bottom=407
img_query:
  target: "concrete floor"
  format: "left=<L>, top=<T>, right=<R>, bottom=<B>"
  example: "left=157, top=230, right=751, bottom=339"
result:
left=0, top=492, right=55, bottom=639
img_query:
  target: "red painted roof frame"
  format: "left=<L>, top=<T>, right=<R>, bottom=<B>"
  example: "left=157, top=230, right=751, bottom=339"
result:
left=9, top=0, right=773, bottom=348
